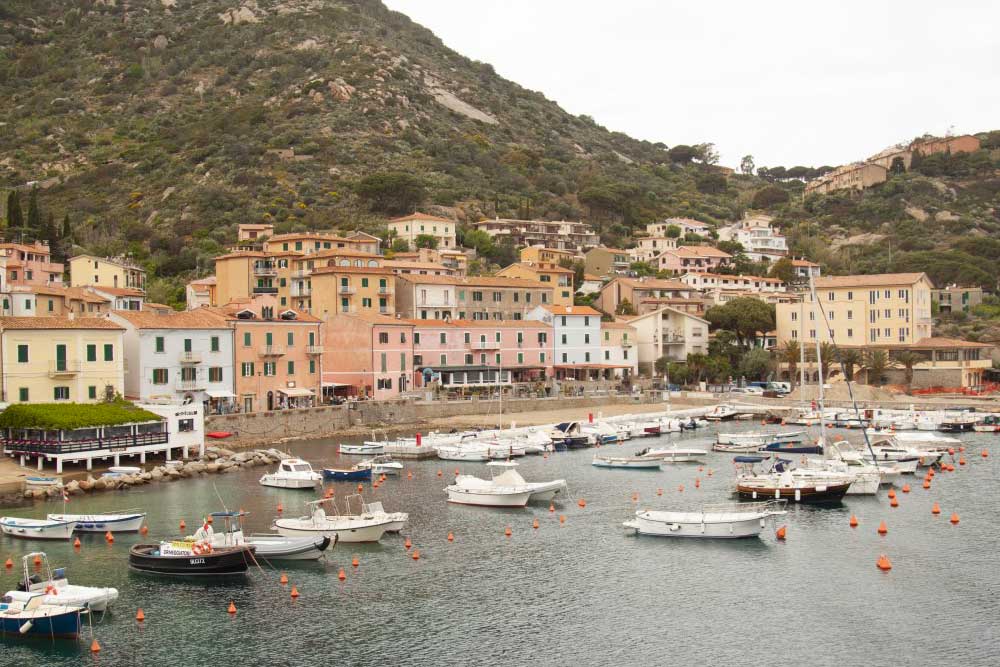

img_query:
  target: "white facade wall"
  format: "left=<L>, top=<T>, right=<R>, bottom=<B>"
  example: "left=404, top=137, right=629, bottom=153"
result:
left=527, top=306, right=602, bottom=366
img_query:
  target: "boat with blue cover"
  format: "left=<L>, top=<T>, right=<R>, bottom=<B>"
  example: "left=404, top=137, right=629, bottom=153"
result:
left=322, top=466, right=372, bottom=481
left=759, top=440, right=824, bottom=455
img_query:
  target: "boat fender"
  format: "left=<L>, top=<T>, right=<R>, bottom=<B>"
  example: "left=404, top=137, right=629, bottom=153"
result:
left=774, top=489, right=780, bottom=500
left=19, top=620, right=33, bottom=634
left=816, top=485, right=827, bottom=492
left=751, top=491, right=757, bottom=500
left=794, top=489, right=801, bottom=502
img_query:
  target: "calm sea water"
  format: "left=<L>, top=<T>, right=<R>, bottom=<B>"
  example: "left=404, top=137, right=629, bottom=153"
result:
left=0, top=422, right=997, bottom=667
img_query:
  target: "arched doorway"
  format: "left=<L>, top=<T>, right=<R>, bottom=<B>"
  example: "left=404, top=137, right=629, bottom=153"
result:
left=267, top=391, right=274, bottom=411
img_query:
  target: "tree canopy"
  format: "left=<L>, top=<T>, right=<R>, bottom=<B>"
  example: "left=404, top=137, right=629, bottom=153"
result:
left=704, top=297, right=776, bottom=348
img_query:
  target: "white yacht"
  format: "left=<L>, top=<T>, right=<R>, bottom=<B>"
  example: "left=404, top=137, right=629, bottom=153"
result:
left=624, top=501, right=787, bottom=539
left=259, top=458, right=322, bottom=489
left=273, top=499, right=395, bottom=543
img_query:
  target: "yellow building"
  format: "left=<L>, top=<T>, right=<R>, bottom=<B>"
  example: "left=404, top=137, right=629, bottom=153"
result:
left=310, top=266, right=395, bottom=318
left=0, top=317, right=125, bottom=404
left=519, top=246, right=576, bottom=265
left=68, top=255, right=146, bottom=292
left=496, top=262, right=574, bottom=305
left=776, top=273, right=933, bottom=347
left=213, top=251, right=302, bottom=308
left=264, top=232, right=379, bottom=256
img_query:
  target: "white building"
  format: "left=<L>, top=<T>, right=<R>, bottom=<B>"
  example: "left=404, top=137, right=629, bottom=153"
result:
left=111, top=309, right=236, bottom=414
left=679, top=272, right=786, bottom=293
left=387, top=213, right=457, bottom=249
left=646, top=219, right=713, bottom=238
left=717, top=214, right=788, bottom=262
left=526, top=305, right=602, bottom=380
left=618, top=306, right=710, bottom=376
left=186, top=276, right=216, bottom=310
left=599, top=321, right=638, bottom=379
left=89, top=286, right=144, bottom=311
left=630, top=236, right=678, bottom=263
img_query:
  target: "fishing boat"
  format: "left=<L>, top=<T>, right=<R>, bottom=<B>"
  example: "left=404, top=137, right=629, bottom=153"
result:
left=444, top=471, right=535, bottom=507
left=938, top=416, right=977, bottom=432
left=592, top=454, right=662, bottom=469
left=46, top=511, right=146, bottom=533
left=0, top=592, right=88, bottom=639
left=259, top=458, right=322, bottom=489
left=0, top=517, right=77, bottom=540
left=623, top=500, right=787, bottom=539
left=24, top=476, right=61, bottom=487
left=716, top=430, right=805, bottom=447
left=273, top=499, right=395, bottom=543
left=339, top=442, right=384, bottom=455
left=128, top=542, right=255, bottom=576
left=972, top=415, right=1000, bottom=433
left=355, top=455, right=404, bottom=475
left=12, top=552, right=118, bottom=612
left=550, top=422, right=592, bottom=449
left=436, top=444, right=491, bottom=461
left=208, top=511, right=333, bottom=561
left=637, top=446, right=708, bottom=463
left=485, top=461, right=567, bottom=501
left=322, top=466, right=372, bottom=481
left=735, top=459, right=853, bottom=503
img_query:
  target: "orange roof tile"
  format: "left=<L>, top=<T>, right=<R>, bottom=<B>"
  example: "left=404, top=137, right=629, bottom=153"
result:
left=0, top=316, right=123, bottom=330
left=113, top=310, right=229, bottom=329
left=389, top=212, right=453, bottom=223
left=539, top=305, right=601, bottom=316
left=814, top=273, right=928, bottom=288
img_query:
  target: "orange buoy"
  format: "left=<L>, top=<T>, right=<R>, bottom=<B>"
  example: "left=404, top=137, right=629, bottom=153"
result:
left=454, top=468, right=460, bottom=476
left=105, top=531, right=114, bottom=543
left=338, top=569, right=346, bottom=581
left=276, top=503, right=283, bottom=513
left=948, top=447, right=955, bottom=456
left=678, top=485, right=684, bottom=493
left=849, top=515, right=858, bottom=528
left=577, top=499, right=586, bottom=508
left=447, top=532, right=454, bottom=542
left=890, top=497, right=899, bottom=508
left=901, top=484, right=911, bottom=493
left=959, top=445, right=965, bottom=452
left=877, top=521, right=887, bottom=535
left=373, top=482, right=380, bottom=489
left=228, top=601, right=237, bottom=615
left=532, top=518, right=539, bottom=529
left=404, top=537, right=412, bottom=550
left=631, top=493, right=638, bottom=502
left=411, top=549, right=420, bottom=560
left=887, top=489, right=896, bottom=499
left=206, top=515, right=213, bottom=525
left=357, top=484, right=364, bottom=493
left=931, top=502, right=941, bottom=515
left=959, top=457, right=966, bottom=466
left=279, top=572, right=288, bottom=585
left=923, top=480, right=931, bottom=490
left=91, top=639, right=101, bottom=653
left=73, top=537, right=81, bottom=549
left=707, top=469, right=713, bottom=477
left=437, top=470, right=443, bottom=477
left=694, top=478, right=700, bottom=489
left=982, top=450, right=989, bottom=458
left=4, top=557, right=11, bottom=569
left=351, top=556, right=359, bottom=568
left=876, top=554, right=892, bottom=571
left=928, top=468, right=935, bottom=477
left=504, top=526, right=512, bottom=537
left=775, top=525, right=787, bottom=540
left=33, top=554, right=41, bottom=567
left=656, top=488, right=663, bottom=496
left=698, top=466, right=704, bottom=472
left=559, top=515, right=566, bottom=524
left=140, top=525, right=148, bottom=535
left=407, top=471, right=413, bottom=480
left=136, top=608, right=145, bottom=622
left=548, top=503, right=555, bottom=513
left=290, top=586, right=300, bottom=599
left=950, top=513, right=960, bottom=525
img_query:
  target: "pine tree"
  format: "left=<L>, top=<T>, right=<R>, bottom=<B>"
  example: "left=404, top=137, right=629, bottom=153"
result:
left=40, top=211, right=57, bottom=244
left=6, top=190, right=23, bottom=230
left=61, top=213, right=72, bottom=243
left=26, top=188, right=40, bottom=232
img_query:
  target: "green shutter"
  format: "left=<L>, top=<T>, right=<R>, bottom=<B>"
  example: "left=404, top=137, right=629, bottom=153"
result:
left=87, top=343, right=98, bottom=361
left=18, top=387, right=28, bottom=402
left=88, top=386, right=97, bottom=399
left=155, top=337, right=164, bottom=353
left=16, top=345, right=28, bottom=363
left=103, top=344, right=114, bottom=361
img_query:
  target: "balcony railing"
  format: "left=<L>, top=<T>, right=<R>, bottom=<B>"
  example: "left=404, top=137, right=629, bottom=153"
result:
left=470, top=341, right=501, bottom=350
left=48, top=360, right=82, bottom=377
left=259, top=345, right=286, bottom=356
left=292, top=269, right=311, bottom=279
left=378, top=287, right=393, bottom=295
left=292, top=287, right=312, bottom=297
left=179, top=351, right=202, bottom=364
left=339, top=286, right=356, bottom=295
left=176, top=378, right=205, bottom=391
left=253, top=265, right=277, bottom=276
left=306, top=346, right=324, bottom=355
left=252, top=286, right=278, bottom=295
left=622, top=341, right=633, bottom=348
left=2, top=431, right=170, bottom=455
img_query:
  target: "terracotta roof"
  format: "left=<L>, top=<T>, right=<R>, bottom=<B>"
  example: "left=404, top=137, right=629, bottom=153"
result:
left=189, top=276, right=217, bottom=286
left=389, top=212, right=453, bottom=224
left=267, top=231, right=355, bottom=243
left=912, top=337, right=994, bottom=349
left=14, top=284, right=110, bottom=304
left=0, top=316, right=123, bottom=330
left=338, top=312, right=414, bottom=326
left=614, top=278, right=690, bottom=290
left=813, top=273, right=928, bottom=288
left=383, top=260, right=452, bottom=271
left=600, top=321, right=635, bottom=330
left=539, top=305, right=601, bottom=316
left=142, top=303, right=173, bottom=311
left=587, top=247, right=629, bottom=254
left=90, top=286, right=145, bottom=297
left=113, top=309, right=229, bottom=330
left=683, top=272, right=784, bottom=283
left=664, top=245, right=733, bottom=258
left=310, top=266, right=393, bottom=276
left=499, top=263, right=574, bottom=275
left=215, top=250, right=303, bottom=260
left=304, top=248, right=382, bottom=260
left=395, top=275, right=550, bottom=289
left=790, top=259, right=819, bottom=267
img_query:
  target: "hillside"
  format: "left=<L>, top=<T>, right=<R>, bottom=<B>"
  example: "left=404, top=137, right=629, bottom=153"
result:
left=2, top=1, right=1000, bottom=308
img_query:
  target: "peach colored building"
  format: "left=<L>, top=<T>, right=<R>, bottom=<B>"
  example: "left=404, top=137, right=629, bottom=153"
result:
left=321, top=312, right=414, bottom=400
left=310, top=266, right=395, bottom=318
left=264, top=231, right=380, bottom=256
left=387, top=213, right=457, bottom=249
left=1, top=240, right=64, bottom=286
left=596, top=277, right=702, bottom=316
left=654, top=245, right=732, bottom=274
left=496, top=262, right=575, bottom=306
left=210, top=296, right=323, bottom=413
left=910, top=134, right=981, bottom=156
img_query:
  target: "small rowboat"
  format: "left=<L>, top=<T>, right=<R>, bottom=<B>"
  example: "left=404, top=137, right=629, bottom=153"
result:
left=0, top=517, right=78, bottom=540
left=206, top=431, right=233, bottom=439
left=24, top=476, right=61, bottom=487
left=47, top=512, right=146, bottom=533
left=322, top=467, right=372, bottom=481
left=592, top=454, right=662, bottom=469
left=339, top=443, right=384, bottom=455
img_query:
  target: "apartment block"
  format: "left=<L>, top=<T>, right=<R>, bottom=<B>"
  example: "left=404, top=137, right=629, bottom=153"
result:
left=387, top=213, right=457, bottom=250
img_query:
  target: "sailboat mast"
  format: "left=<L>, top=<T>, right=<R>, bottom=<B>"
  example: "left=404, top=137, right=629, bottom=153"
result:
left=808, top=274, right=827, bottom=444
left=798, top=297, right=806, bottom=402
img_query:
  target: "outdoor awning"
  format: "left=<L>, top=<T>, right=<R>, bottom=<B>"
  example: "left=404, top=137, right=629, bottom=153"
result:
left=205, top=389, right=236, bottom=399
left=278, top=387, right=315, bottom=397
left=322, top=382, right=350, bottom=388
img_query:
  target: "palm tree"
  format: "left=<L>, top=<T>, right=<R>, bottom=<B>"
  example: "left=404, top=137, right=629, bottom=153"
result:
left=818, top=342, right=837, bottom=382
left=779, top=340, right=801, bottom=389
left=892, top=351, right=924, bottom=394
left=836, top=348, right=864, bottom=382
left=864, top=349, right=891, bottom=386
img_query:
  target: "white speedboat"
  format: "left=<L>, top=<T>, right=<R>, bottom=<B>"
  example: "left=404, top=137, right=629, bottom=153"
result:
left=273, top=500, right=393, bottom=543
left=356, top=455, right=404, bottom=475
left=624, top=501, right=787, bottom=539
left=444, top=474, right=534, bottom=507
left=102, top=466, right=141, bottom=479
left=46, top=511, right=146, bottom=533
left=485, top=461, right=567, bottom=501
left=716, top=430, right=805, bottom=446
left=209, top=511, right=333, bottom=560
left=259, top=458, right=322, bottom=489
left=436, top=445, right=491, bottom=462
left=10, top=552, right=118, bottom=612
left=361, top=500, right=408, bottom=533
left=341, top=443, right=384, bottom=455
left=705, top=405, right=740, bottom=421
left=637, top=446, right=708, bottom=463
left=0, top=517, right=77, bottom=540
left=592, top=454, right=662, bottom=469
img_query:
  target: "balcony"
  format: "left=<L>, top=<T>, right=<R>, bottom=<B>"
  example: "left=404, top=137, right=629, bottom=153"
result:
left=292, top=269, right=311, bottom=279
left=176, top=377, right=206, bottom=391
left=379, top=307, right=389, bottom=314
left=622, top=341, right=633, bottom=348
left=339, top=306, right=357, bottom=314
left=179, top=351, right=202, bottom=364
left=253, top=264, right=277, bottom=276
left=470, top=341, right=501, bottom=350
left=252, top=286, right=279, bottom=295
left=338, top=286, right=356, bottom=295
left=48, top=360, right=82, bottom=378
left=378, top=287, right=393, bottom=296
left=292, top=286, right=312, bottom=297
left=306, top=346, right=324, bottom=355
left=259, top=345, right=286, bottom=356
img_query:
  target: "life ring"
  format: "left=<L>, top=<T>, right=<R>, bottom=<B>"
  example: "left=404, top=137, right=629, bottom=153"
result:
left=192, top=542, right=212, bottom=555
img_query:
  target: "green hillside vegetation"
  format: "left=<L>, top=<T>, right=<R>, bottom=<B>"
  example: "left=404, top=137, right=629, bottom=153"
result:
left=2, top=1, right=1000, bottom=309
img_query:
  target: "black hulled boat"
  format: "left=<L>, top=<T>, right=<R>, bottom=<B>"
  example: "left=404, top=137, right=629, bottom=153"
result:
left=129, top=542, right=255, bottom=576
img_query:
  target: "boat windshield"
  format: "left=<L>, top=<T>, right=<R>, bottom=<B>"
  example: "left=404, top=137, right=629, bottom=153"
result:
left=291, top=464, right=311, bottom=472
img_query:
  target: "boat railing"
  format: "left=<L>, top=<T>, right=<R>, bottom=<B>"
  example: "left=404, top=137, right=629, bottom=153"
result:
left=701, top=500, right=787, bottom=515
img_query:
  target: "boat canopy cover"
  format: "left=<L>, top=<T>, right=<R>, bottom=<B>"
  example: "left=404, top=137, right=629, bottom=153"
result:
left=554, top=422, right=579, bottom=432
left=733, top=455, right=765, bottom=463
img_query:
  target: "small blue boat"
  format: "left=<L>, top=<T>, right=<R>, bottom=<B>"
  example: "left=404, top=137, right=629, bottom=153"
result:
left=322, top=467, right=372, bottom=481
left=759, top=441, right=824, bottom=455
left=0, top=592, right=86, bottom=638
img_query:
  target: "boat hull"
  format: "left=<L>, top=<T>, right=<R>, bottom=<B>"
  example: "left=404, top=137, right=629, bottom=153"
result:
left=625, top=516, right=768, bottom=539
left=322, top=468, right=372, bottom=481
left=46, top=513, right=145, bottom=533
left=340, top=444, right=384, bottom=455
left=128, top=545, right=254, bottom=576
left=736, top=482, right=851, bottom=503
left=0, top=607, right=85, bottom=638
left=445, top=489, right=532, bottom=507
left=273, top=521, right=387, bottom=543
left=0, top=519, right=77, bottom=540
left=247, top=535, right=332, bottom=561
left=259, top=476, right=320, bottom=489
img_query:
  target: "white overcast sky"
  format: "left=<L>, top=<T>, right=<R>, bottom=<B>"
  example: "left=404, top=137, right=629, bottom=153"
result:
left=383, top=0, right=998, bottom=168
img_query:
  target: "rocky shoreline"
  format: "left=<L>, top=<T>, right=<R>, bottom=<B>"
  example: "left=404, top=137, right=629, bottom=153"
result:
left=16, top=447, right=290, bottom=502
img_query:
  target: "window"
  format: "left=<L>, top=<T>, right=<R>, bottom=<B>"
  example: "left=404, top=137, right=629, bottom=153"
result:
left=380, top=353, right=387, bottom=373
left=439, top=332, right=447, bottom=344
left=604, top=350, right=610, bottom=361
left=884, top=290, right=890, bottom=299
left=561, top=334, right=567, bottom=344
left=828, top=292, right=835, bottom=301
left=480, top=354, right=486, bottom=364
left=87, top=344, right=97, bottom=362
left=263, top=362, right=276, bottom=376
left=464, top=353, right=473, bottom=365
left=604, top=331, right=610, bottom=341
left=538, top=332, right=547, bottom=344
left=241, top=362, right=255, bottom=377
left=181, top=367, right=197, bottom=381
left=829, top=311, right=834, bottom=320
left=791, top=330, right=798, bottom=339
left=414, top=333, right=421, bottom=344
left=209, top=367, right=223, bottom=382
left=362, top=278, right=369, bottom=288
left=211, top=336, right=220, bottom=352
left=561, top=316, right=567, bottom=326
left=884, top=309, right=891, bottom=318
left=493, top=291, right=502, bottom=302
left=540, top=352, right=546, bottom=363
left=47, top=299, right=54, bottom=312
left=179, top=419, right=195, bottom=433
left=103, top=344, right=114, bottom=361
left=473, top=291, right=483, bottom=302
left=624, top=350, right=629, bottom=360
left=17, top=388, right=28, bottom=402
left=870, top=330, right=876, bottom=342
left=847, top=310, right=853, bottom=320
left=562, top=353, right=567, bottom=363
left=585, top=352, right=591, bottom=362
left=440, top=354, right=447, bottom=365
left=400, top=353, right=406, bottom=370
left=809, top=311, right=815, bottom=321
left=870, top=311, right=876, bottom=324
left=379, top=332, right=389, bottom=344
left=362, top=297, right=372, bottom=308
left=517, top=353, right=524, bottom=364
left=584, top=334, right=590, bottom=344
left=287, top=332, right=294, bottom=347
left=88, top=386, right=97, bottom=399
left=243, top=332, right=252, bottom=347
left=152, top=369, right=169, bottom=384
left=495, top=353, right=501, bottom=364
left=54, top=386, right=69, bottom=401
left=584, top=316, right=590, bottom=326
left=809, top=330, right=816, bottom=338
left=16, top=344, right=28, bottom=363
left=847, top=329, right=853, bottom=338
left=287, top=361, right=295, bottom=375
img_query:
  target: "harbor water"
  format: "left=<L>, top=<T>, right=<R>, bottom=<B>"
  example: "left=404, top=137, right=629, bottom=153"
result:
left=1, top=422, right=997, bottom=666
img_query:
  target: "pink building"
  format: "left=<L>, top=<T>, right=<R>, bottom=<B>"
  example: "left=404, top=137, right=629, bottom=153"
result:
left=322, top=312, right=414, bottom=401
left=1, top=240, right=64, bottom=286
left=654, top=246, right=732, bottom=274
left=410, top=319, right=553, bottom=390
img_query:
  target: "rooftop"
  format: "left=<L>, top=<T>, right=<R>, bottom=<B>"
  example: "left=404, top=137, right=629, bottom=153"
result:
left=539, top=305, right=601, bottom=316
left=0, top=316, right=124, bottom=330
left=389, top=212, right=454, bottom=224
left=813, top=273, right=928, bottom=288
left=113, top=309, right=231, bottom=330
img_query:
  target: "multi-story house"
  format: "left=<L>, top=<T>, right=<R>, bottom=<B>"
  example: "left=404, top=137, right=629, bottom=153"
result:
left=932, top=285, right=983, bottom=314
left=679, top=272, right=785, bottom=293
left=519, top=246, right=578, bottom=265
left=185, top=276, right=216, bottom=310
left=68, top=254, right=146, bottom=292
left=111, top=310, right=236, bottom=414
left=1, top=240, right=64, bottom=287
left=383, top=259, right=458, bottom=277
left=596, top=277, right=701, bottom=316
left=3, top=285, right=110, bottom=317
left=470, top=218, right=599, bottom=253
left=618, top=307, right=710, bottom=376
left=630, top=236, right=678, bottom=263
left=910, top=134, right=981, bottom=157
left=654, top=245, right=732, bottom=274
left=804, top=162, right=889, bottom=196
left=717, top=214, right=788, bottom=262
left=211, top=296, right=323, bottom=413
left=387, top=213, right=457, bottom=250
left=322, top=312, right=414, bottom=400
left=526, top=305, right=602, bottom=380
left=390, top=247, right=469, bottom=275
left=599, top=321, right=638, bottom=380
left=496, top=262, right=575, bottom=306
left=264, top=231, right=380, bottom=256
left=395, top=276, right=553, bottom=321
left=645, top=219, right=713, bottom=238
left=310, top=266, right=395, bottom=318
left=584, top=247, right=631, bottom=279
left=0, top=316, right=125, bottom=404
left=87, top=286, right=144, bottom=311
left=791, top=259, right=822, bottom=283
left=410, top=319, right=553, bottom=390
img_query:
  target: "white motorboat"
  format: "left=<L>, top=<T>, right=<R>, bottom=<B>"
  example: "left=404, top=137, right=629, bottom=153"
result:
left=705, top=405, right=740, bottom=421
left=10, top=552, right=118, bottom=612
left=361, top=500, right=408, bottom=533
left=0, top=517, right=77, bottom=540
left=259, top=458, right=322, bottom=489
left=592, top=454, right=662, bottom=469
left=341, top=443, right=385, bottom=455
left=582, top=422, right=622, bottom=444
left=624, top=501, right=787, bottom=539
left=208, top=511, right=333, bottom=560
left=46, top=511, right=146, bottom=533
left=485, top=461, right=567, bottom=501
left=444, top=473, right=534, bottom=507
left=273, top=499, right=394, bottom=543
left=102, top=466, right=142, bottom=478
left=24, top=476, right=61, bottom=487
left=436, top=444, right=491, bottom=462
left=356, top=455, right=404, bottom=476
left=637, top=446, right=708, bottom=463
left=716, top=430, right=805, bottom=447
